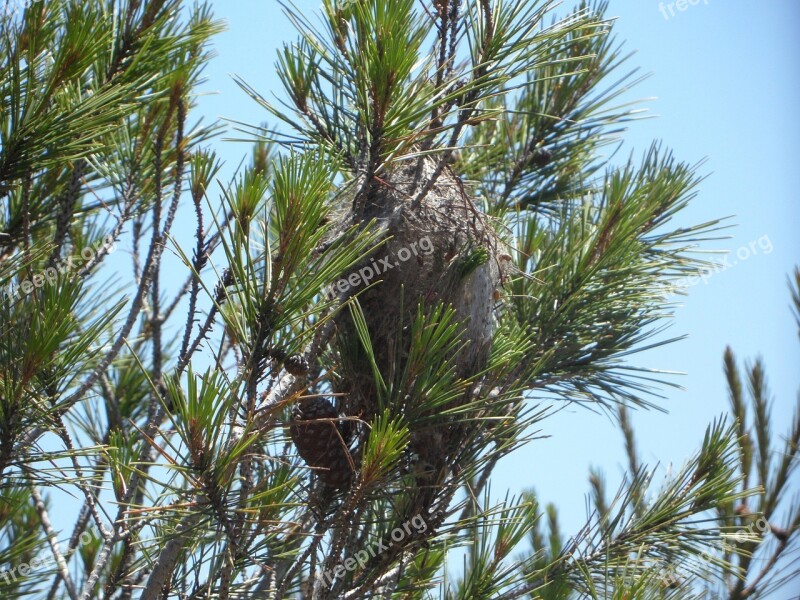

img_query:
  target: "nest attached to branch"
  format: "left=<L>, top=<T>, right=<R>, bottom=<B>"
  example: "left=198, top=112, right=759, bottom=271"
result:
left=291, top=157, right=508, bottom=489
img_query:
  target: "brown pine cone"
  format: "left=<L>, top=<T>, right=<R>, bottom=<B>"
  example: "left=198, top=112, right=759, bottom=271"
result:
left=290, top=397, right=354, bottom=488
left=284, top=354, right=308, bottom=376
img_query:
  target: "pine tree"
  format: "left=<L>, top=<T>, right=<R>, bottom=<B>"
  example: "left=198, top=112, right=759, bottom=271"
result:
left=0, top=1, right=797, bottom=599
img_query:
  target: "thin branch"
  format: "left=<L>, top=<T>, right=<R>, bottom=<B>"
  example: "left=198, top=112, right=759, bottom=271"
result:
left=30, top=483, right=80, bottom=600
left=47, top=161, right=86, bottom=269
left=140, top=503, right=205, bottom=600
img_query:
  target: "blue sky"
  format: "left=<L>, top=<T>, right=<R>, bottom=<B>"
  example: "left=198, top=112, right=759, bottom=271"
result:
left=191, top=0, right=800, bottom=592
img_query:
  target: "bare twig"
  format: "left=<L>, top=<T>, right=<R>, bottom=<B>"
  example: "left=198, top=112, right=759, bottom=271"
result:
left=30, top=483, right=80, bottom=600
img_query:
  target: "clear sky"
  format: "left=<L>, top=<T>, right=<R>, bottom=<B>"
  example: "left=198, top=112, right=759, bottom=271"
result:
left=193, top=0, right=800, bottom=593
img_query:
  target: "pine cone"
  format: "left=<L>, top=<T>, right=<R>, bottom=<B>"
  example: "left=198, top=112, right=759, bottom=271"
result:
left=290, top=397, right=354, bottom=488
left=284, top=353, right=309, bottom=376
